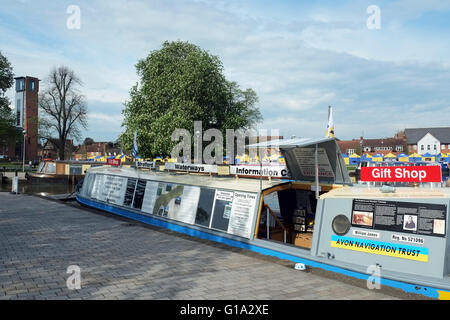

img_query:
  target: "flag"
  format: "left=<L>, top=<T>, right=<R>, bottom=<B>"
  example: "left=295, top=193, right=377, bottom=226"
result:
left=325, top=105, right=335, bottom=138
left=133, top=129, right=138, bottom=158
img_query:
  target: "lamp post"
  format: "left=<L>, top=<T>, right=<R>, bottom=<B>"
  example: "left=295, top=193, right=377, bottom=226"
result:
left=22, top=129, right=27, bottom=172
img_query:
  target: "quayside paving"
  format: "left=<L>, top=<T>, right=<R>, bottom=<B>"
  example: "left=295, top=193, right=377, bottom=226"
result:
left=0, top=192, right=430, bottom=300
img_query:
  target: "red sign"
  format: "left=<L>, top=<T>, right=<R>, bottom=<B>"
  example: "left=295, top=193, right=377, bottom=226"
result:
left=107, top=158, right=121, bottom=167
left=360, top=166, right=442, bottom=183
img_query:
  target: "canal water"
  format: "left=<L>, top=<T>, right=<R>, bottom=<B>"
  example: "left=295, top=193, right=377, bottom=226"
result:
left=0, top=181, right=75, bottom=195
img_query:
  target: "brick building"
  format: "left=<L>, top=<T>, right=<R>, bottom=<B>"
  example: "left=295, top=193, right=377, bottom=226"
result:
left=338, top=136, right=405, bottom=155
left=13, top=76, right=39, bottom=161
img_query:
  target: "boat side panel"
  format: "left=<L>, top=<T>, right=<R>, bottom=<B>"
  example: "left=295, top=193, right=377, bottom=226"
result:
left=315, top=197, right=448, bottom=279
left=76, top=194, right=450, bottom=299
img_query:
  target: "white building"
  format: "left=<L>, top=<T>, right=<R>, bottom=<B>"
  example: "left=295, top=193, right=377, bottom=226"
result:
left=405, top=127, right=450, bottom=155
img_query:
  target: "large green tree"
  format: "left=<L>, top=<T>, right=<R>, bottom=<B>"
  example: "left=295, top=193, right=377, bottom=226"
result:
left=0, top=51, right=19, bottom=152
left=119, top=41, right=262, bottom=158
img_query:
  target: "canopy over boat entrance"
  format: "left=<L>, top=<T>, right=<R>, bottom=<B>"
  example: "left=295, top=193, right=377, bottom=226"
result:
left=248, top=137, right=352, bottom=185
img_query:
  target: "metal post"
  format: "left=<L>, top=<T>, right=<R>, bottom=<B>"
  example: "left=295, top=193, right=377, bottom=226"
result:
left=284, top=230, right=286, bottom=243
left=22, top=130, right=26, bottom=172
left=315, top=144, right=319, bottom=200
left=259, top=158, right=262, bottom=192
left=266, top=208, right=270, bottom=239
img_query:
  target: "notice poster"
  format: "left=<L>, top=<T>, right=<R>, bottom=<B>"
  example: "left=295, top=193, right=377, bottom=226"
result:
left=293, top=147, right=335, bottom=178
left=97, top=175, right=127, bottom=205
left=168, top=186, right=201, bottom=225
left=227, top=191, right=258, bottom=238
left=90, top=174, right=105, bottom=200
left=352, top=199, right=447, bottom=237
left=210, top=190, right=234, bottom=232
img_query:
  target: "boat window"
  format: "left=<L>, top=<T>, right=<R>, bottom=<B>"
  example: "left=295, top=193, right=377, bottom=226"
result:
left=69, top=165, right=82, bottom=175
left=38, top=162, right=45, bottom=173
left=132, top=180, right=147, bottom=210
left=45, top=163, right=56, bottom=174
left=123, top=178, right=137, bottom=207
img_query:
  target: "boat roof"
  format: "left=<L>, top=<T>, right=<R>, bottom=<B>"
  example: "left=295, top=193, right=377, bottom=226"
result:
left=321, top=184, right=450, bottom=199
left=87, top=166, right=285, bottom=193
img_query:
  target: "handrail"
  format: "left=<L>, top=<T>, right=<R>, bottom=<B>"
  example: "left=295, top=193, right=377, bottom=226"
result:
left=263, top=203, right=290, bottom=234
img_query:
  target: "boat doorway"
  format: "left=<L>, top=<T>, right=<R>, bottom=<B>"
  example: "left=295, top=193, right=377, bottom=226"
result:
left=256, top=183, right=326, bottom=250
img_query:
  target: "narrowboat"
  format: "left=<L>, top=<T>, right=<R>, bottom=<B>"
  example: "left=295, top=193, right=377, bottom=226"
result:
left=26, top=159, right=134, bottom=184
left=76, top=137, right=450, bottom=299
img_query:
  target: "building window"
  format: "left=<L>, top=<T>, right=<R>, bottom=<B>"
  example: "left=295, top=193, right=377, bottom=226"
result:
left=28, top=79, right=35, bottom=92
left=434, top=145, right=437, bottom=151
left=421, top=145, right=424, bottom=151
left=427, top=145, right=430, bottom=150
left=414, top=145, right=417, bottom=150
left=16, top=109, right=20, bottom=126
left=442, top=145, right=446, bottom=150
left=16, top=79, right=25, bottom=91
left=347, top=149, right=354, bottom=155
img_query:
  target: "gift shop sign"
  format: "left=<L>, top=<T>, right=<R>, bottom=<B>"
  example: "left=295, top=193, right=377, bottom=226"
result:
left=360, top=166, right=441, bottom=183
left=107, top=158, right=121, bottom=167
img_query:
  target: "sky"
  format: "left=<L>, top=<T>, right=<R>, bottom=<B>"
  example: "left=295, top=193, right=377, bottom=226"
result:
left=1, top=0, right=450, bottom=143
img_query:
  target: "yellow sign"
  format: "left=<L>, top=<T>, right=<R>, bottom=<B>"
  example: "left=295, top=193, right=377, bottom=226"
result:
left=331, top=235, right=428, bottom=262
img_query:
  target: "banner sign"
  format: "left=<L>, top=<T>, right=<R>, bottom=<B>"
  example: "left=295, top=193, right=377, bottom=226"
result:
left=330, top=235, right=428, bottom=262
left=136, top=161, right=155, bottom=169
left=229, top=165, right=290, bottom=178
left=165, top=163, right=218, bottom=173
left=360, top=166, right=442, bottom=182
left=107, top=158, right=121, bottom=167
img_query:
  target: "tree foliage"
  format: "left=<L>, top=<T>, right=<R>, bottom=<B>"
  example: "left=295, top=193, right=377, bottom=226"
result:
left=0, top=51, right=19, bottom=146
left=119, top=41, right=262, bottom=158
left=39, top=66, right=88, bottom=160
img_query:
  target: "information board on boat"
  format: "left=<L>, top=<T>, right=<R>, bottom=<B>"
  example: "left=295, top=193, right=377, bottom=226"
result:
left=227, top=191, right=258, bottom=238
left=351, top=199, right=447, bottom=237
left=210, top=190, right=234, bottom=231
left=292, top=147, right=335, bottom=178
left=169, top=185, right=201, bottom=225
left=96, top=174, right=127, bottom=205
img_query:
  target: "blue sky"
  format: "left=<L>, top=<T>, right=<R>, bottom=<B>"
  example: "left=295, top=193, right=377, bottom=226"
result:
left=1, top=0, right=450, bottom=142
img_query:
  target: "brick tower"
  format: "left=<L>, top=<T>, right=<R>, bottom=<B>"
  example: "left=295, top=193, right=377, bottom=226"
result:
left=14, top=76, right=39, bottom=161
